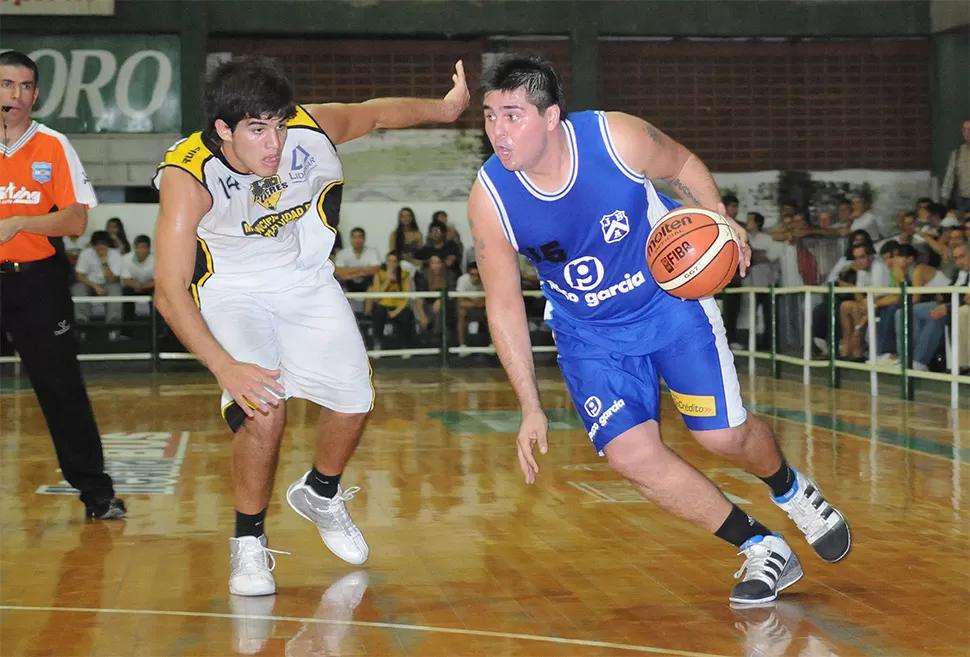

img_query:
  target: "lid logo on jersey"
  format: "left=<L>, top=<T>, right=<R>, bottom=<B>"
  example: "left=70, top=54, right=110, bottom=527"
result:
left=600, top=210, right=630, bottom=244
left=584, top=396, right=603, bottom=417
left=251, top=175, right=289, bottom=210
left=31, top=161, right=52, bottom=184
left=564, top=256, right=605, bottom=291
left=288, top=145, right=318, bottom=182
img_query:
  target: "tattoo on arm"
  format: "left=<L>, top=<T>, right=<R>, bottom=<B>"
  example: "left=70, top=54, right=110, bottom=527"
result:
left=645, top=123, right=663, bottom=143
left=671, top=176, right=701, bottom=205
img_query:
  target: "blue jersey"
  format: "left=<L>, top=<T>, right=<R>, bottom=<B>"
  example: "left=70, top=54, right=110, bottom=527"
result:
left=478, top=110, right=713, bottom=357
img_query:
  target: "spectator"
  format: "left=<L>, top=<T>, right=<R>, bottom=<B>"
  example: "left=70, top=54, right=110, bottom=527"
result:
left=416, top=253, right=457, bottom=339
left=72, top=230, right=124, bottom=333
left=428, top=210, right=463, bottom=252
left=335, top=227, right=382, bottom=312
left=838, top=243, right=888, bottom=360
left=941, top=120, right=970, bottom=214
left=388, top=207, right=423, bottom=271
left=366, top=251, right=416, bottom=350
left=904, top=243, right=970, bottom=372
left=720, top=195, right=743, bottom=347
left=743, top=212, right=778, bottom=350
left=844, top=194, right=883, bottom=242
left=105, top=217, right=130, bottom=255
left=121, top=234, right=155, bottom=317
left=416, top=220, right=462, bottom=276
left=455, top=262, right=487, bottom=349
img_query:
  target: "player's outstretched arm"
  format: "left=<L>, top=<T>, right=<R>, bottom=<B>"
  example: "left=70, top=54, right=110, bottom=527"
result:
left=468, top=179, right=549, bottom=484
left=306, top=61, right=470, bottom=145
left=604, top=112, right=752, bottom=276
left=154, top=168, right=283, bottom=416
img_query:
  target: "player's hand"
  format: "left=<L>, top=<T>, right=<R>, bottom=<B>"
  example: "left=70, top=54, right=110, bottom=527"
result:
left=440, top=60, right=470, bottom=123
left=0, top=216, right=23, bottom=245
left=719, top=202, right=751, bottom=278
left=516, top=409, right=549, bottom=484
left=213, top=359, right=285, bottom=417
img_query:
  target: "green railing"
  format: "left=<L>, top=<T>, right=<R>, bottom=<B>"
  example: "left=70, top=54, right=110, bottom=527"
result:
left=2, top=286, right=966, bottom=408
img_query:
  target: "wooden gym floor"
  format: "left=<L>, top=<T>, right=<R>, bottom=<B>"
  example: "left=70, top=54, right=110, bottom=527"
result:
left=0, top=365, right=967, bottom=657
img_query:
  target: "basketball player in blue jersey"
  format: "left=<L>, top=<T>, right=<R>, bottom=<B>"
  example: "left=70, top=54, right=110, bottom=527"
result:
left=468, top=54, right=850, bottom=605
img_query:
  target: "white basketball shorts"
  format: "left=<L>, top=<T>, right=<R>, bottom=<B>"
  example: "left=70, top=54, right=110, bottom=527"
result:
left=197, top=270, right=374, bottom=426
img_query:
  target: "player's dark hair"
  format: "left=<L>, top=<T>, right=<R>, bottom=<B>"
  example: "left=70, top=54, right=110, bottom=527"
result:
left=722, top=194, right=739, bottom=206
left=351, top=227, right=365, bottom=237
left=0, top=50, right=39, bottom=85
left=134, top=234, right=151, bottom=247
left=204, top=56, right=296, bottom=143
left=481, top=53, right=567, bottom=118
left=89, top=231, right=112, bottom=247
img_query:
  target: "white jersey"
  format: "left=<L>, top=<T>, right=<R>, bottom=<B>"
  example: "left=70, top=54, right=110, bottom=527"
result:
left=152, top=106, right=343, bottom=298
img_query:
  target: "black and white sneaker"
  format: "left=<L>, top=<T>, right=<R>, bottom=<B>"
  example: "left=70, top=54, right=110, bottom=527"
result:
left=85, top=497, right=127, bottom=520
left=730, top=534, right=803, bottom=605
left=773, top=470, right=851, bottom=563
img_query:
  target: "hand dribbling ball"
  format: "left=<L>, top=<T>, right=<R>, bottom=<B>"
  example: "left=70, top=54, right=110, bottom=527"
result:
left=646, top=207, right=740, bottom=300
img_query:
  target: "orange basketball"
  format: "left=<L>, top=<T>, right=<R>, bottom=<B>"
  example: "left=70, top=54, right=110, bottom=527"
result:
left=645, top=207, right=740, bottom=300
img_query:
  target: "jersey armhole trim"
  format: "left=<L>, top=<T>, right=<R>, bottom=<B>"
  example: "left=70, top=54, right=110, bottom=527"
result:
left=596, top=111, right=645, bottom=184
left=154, top=161, right=214, bottom=201
left=289, top=105, right=337, bottom=151
left=477, top=169, right=519, bottom=250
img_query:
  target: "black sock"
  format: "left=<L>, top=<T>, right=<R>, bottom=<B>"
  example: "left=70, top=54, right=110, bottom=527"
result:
left=306, top=466, right=341, bottom=499
left=235, top=508, right=267, bottom=538
left=714, top=505, right=772, bottom=548
left=759, top=463, right=796, bottom=498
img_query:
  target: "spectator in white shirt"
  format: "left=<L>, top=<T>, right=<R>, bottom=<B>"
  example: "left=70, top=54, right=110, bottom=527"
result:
left=846, top=195, right=883, bottom=242
left=838, top=243, right=890, bottom=360
left=455, top=262, right=487, bottom=348
left=335, top=228, right=383, bottom=313
left=122, top=235, right=156, bottom=317
left=72, top=231, right=124, bottom=325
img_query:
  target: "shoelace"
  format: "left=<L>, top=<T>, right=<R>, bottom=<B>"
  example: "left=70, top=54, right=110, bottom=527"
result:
left=787, top=487, right=831, bottom=540
left=326, top=486, right=362, bottom=535
left=234, top=540, right=291, bottom=573
left=734, top=543, right=772, bottom=584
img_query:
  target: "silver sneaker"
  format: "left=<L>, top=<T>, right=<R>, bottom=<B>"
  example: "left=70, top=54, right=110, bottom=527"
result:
left=772, top=470, right=851, bottom=563
left=286, top=473, right=369, bottom=565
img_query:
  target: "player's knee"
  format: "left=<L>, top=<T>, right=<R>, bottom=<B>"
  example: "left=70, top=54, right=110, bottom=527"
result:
left=603, top=425, right=664, bottom=481
left=224, top=400, right=285, bottom=441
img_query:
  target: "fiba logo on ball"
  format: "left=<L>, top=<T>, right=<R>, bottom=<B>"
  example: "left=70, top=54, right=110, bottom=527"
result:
left=564, top=256, right=605, bottom=291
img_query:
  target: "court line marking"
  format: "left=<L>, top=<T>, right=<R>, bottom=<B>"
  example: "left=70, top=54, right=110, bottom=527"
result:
left=0, top=604, right=732, bottom=657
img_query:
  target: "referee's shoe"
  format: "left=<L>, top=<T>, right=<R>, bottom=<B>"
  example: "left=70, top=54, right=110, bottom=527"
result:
left=86, top=497, right=127, bottom=520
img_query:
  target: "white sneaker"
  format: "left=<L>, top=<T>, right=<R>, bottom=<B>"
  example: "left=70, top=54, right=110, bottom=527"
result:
left=287, top=474, right=369, bottom=565
left=730, top=534, right=803, bottom=605
left=772, top=470, right=851, bottom=563
left=229, top=535, right=288, bottom=596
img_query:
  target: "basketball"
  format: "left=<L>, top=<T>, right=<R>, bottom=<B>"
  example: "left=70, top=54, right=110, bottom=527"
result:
left=645, top=207, right=740, bottom=300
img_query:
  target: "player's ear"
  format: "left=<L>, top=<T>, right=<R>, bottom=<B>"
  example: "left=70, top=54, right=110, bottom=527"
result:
left=214, top=119, right=234, bottom=143
left=544, top=104, right=561, bottom=131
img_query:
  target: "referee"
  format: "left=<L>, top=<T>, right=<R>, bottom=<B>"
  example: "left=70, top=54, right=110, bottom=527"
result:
left=0, top=50, right=126, bottom=520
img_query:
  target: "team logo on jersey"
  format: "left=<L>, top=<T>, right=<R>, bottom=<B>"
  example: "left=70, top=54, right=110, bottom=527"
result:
left=31, top=161, right=52, bottom=184
left=600, top=210, right=630, bottom=244
left=241, top=201, right=312, bottom=238
left=288, top=145, right=317, bottom=182
left=250, top=175, right=289, bottom=210
left=584, top=396, right=603, bottom=418
left=563, top=256, right=605, bottom=291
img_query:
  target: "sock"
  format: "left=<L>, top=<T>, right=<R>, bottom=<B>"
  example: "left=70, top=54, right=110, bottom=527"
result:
left=714, top=505, right=773, bottom=548
left=760, top=463, right=797, bottom=498
left=235, top=508, right=267, bottom=538
left=306, top=466, right=342, bottom=499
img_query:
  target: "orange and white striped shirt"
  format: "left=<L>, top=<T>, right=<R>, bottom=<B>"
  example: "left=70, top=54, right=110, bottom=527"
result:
left=0, top=121, right=97, bottom=263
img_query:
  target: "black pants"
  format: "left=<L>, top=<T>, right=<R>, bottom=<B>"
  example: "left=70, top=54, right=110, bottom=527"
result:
left=371, top=305, right=415, bottom=346
left=721, top=275, right=743, bottom=344
left=0, top=257, right=114, bottom=505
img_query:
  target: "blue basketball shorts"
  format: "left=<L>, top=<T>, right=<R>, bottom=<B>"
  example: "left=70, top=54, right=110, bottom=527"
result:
left=555, top=300, right=748, bottom=455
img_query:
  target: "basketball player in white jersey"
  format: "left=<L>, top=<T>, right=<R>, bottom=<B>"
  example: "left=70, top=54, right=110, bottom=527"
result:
left=153, top=56, right=469, bottom=596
